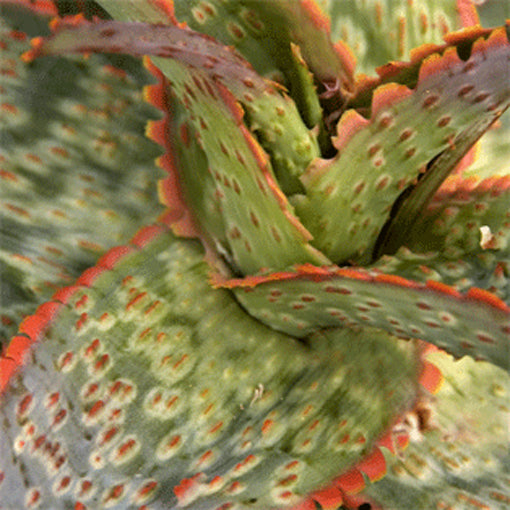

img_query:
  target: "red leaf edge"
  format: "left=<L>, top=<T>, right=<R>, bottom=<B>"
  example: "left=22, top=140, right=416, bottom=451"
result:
left=0, top=223, right=171, bottom=398
left=0, top=0, right=58, bottom=17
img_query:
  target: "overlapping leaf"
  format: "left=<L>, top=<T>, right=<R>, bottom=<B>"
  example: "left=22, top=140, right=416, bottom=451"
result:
left=1, top=2, right=510, bottom=509
left=24, top=14, right=323, bottom=196
left=24, top=15, right=333, bottom=274
left=166, top=0, right=355, bottom=93
left=0, top=225, right=421, bottom=509
left=351, top=351, right=510, bottom=509
left=294, top=25, right=510, bottom=264
left=221, top=263, right=509, bottom=370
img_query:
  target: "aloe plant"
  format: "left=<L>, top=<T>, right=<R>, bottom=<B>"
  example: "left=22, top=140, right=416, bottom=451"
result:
left=0, top=0, right=509, bottom=508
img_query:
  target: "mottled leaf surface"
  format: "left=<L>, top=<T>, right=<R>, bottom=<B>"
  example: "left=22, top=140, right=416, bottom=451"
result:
left=26, top=15, right=322, bottom=196
left=27, top=16, right=332, bottom=274
left=327, top=0, right=476, bottom=78
left=355, top=352, right=510, bottom=509
left=0, top=16, right=164, bottom=347
left=293, top=26, right=510, bottom=264
left=372, top=245, right=510, bottom=307
left=151, top=60, right=328, bottom=274
left=0, top=226, right=420, bottom=509
left=405, top=175, right=510, bottom=259
left=169, top=0, right=355, bottom=94
left=224, top=266, right=509, bottom=370
left=2, top=3, right=510, bottom=510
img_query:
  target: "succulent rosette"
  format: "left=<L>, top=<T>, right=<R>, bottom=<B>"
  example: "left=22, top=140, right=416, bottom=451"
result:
left=0, top=1, right=509, bottom=509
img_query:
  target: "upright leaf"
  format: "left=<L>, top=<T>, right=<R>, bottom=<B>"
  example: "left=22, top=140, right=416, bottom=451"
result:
left=328, top=0, right=478, bottom=78
left=294, top=26, right=510, bottom=264
left=24, top=16, right=332, bottom=274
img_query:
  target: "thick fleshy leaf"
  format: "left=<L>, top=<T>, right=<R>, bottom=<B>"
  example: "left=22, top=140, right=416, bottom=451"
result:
left=460, top=107, right=510, bottom=179
left=0, top=14, right=164, bottom=347
left=121, top=0, right=356, bottom=94
left=125, top=0, right=334, bottom=163
left=26, top=16, right=333, bottom=274
left=101, top=0, right=346, bottom=130
left=0, top=225, right=421, bottom=509
left=24, top=15, right=322, bottom=196
left=293, top=25, right=510, bottom=265
left=221, top=266, right=510, bottom=370
left=404, top=175, right=510, bottom=258
left=372, top=245, right=510, bottom=307
left=352, top=351, right=510, bottom=509
left=0, top=4, right=508, bottom=510
left=374, top=112, right=510, bottom=259
left=327, top=0, right=477, bottom=78
left=168, top=0, right=346, bottom=151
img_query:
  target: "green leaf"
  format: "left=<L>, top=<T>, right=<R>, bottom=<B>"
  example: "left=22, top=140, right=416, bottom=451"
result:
left=27, top=16, right=334, bottom=274
left=293, top=25, right=510, bottom=264
left=222, top=265, right=510, bottom=370
left=3, top=5, right=510, bottom=509
left=459, top=107, right=510, bottom=179
left=327, top=0, right=476, bottom=78
left=0, top=16, right=164, bottom=347
left=26, top=16, right=323, bottom=197
left=101, top=0, right=351, bottom=118
left=168, top=0, right=355, bottom=94
left=167, top=0, right=354, bottom=152
left=0, top=226, right=421, bottom=509
left=374, top=111, right=510, bottom=259
left=372, top=245, right=510, bottom=307
left=404, top=175, right=510, bottom=259
left=356, top=351, right=510, bottom=509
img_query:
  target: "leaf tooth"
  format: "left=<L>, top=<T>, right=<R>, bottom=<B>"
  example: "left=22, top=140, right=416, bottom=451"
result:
left=474, top=24, right=510, bottom=52
left=311, top=357, right=444, bottom=504
left=75, top=266, right=109, bottom=287
left=0, top=300, right=62, bottom=394
left=309, top=485, right=345, bottom=509
left=417, top=45, right=462, bottom=83
left=12, top=0, right=58, bottom=16
left=466, top=287, right=509, bottom=313
left=374, top=273, right=419, bottom=288
left=330, top=109, right=370, bottom=153
left=419, top=360, right=444, bottom=395
left=144, top=60, right=204, bottom=240
left=371, top=80, right=415, bottom=120
left=130, top=223, right=167, bottom=248
left=356, top=448, right=387, bottom=483
left=19, top=301, right=61, bottom=340
left=334, top=468, right=366, bottom=496
left=51, top=285, right=82, bottom=304
left=97, top=245, right=135, bottom=270
left=443, top=23, right=497, bottom=47
left=1, top=336, right=31, bottom=387
left=425, top=279, right=462, bottom=298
